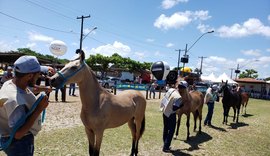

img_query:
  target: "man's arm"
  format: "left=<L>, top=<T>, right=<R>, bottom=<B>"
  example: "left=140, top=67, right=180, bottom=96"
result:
left=14, top=96, right=49, bottom=139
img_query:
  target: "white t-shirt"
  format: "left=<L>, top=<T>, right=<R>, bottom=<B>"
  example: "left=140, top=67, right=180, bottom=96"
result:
left=160, top=88, right=182, bottom=117
left=0, top=80, right=42, bottom=136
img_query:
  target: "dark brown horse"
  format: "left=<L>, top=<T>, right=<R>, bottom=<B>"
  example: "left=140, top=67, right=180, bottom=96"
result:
left=218, top=80, right=242, bottom=124
left=51, top=50, right=146, bottom=156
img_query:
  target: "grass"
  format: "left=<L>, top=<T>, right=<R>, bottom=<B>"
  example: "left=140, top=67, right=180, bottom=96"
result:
left=1, top=98, right=270, bottom=156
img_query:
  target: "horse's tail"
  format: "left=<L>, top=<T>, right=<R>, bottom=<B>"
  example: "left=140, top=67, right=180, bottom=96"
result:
left=140, top=115, right=145, bottom=137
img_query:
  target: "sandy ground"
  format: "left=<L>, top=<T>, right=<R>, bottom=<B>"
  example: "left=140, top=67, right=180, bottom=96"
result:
left=42, top=89, right=164, bottom=131
left=41, top=89, right=83, bottom=131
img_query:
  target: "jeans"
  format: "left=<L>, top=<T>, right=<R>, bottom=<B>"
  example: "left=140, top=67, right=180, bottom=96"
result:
left=162, top=113, right=176, bottom=150
left=69, top=83, right=76, bottom=95
left=1, top=133, right=34, bottom=156
left=204, top=102, right=214, bottom=125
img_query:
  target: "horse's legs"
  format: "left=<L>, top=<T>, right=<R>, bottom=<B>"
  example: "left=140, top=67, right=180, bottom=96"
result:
left=128, top=118, right=136, bottom=156
left=222, top=105, right=226, bottom=124
left=94, top=130, right=104, bottom=156
left=233, top=107, right=236, bottom=122
left=174, top=113, right=181, bottom=139
left=128, top=116, right=145, bottom=156
left=198, top=109, right=202, bottom=133
left=192, top=111, right=197, bottom=132
left=186, top=113, right=190, bottom=140
left=85, top=127, right=95, bottom=156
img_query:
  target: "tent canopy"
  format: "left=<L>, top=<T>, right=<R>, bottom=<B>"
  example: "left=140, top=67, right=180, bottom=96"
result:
left=216, top=73, right=237, bottom=84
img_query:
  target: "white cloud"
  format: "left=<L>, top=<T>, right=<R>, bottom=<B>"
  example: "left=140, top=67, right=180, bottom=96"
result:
left=83, top=28, right=97, bottom=36
left=134, top=52, right=145, bottom=60
left=207, top=56, right=227, bottom=63
left=154, top=10, right=211, bottom=30
left=241, top=49, right=261, bottom=56
left=197, top=24, right=215, bottom=33
left=0, top=41, right=16, bottom=51
left=26, top=42, right=37, bottom=49
left=166, top=43, right=174, bottom=47
left=90, top=41, right=131, bottom=57
left=266, top=48, right=270, bottom=52
left=217, top=18, right=270, bottom=38
left=28, top=32, right=54, bottom=43
left=161, top=0, right=188, bottom=9
left=146, top=38, right=155, bottom=42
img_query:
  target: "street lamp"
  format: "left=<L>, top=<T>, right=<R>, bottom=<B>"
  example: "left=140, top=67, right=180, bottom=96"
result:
left=82, top=26, right=97, bottom=41
left=235, top=59, right=259, bottom=79
left=181, top=30, right=214, bottom=75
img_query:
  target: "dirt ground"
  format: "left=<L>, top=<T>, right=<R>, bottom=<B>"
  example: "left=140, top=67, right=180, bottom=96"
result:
left=43, top=89, right=161, bottom=131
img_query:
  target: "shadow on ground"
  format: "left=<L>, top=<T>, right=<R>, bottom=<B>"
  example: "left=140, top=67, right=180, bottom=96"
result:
left=229, top=122, right=249, bottom=129
left=173, top=131, right=213, bottom=152
left=242, top=113, right=254, bottom=118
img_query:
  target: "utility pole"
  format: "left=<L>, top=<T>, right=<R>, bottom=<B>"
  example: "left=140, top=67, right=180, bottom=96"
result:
left=235, top=64, right=240, bottom=79
left=175, top=49, right=184, bottom=76
left=229, top=68, right=234, bottom=79
left=182, top=44, right=188, bottom=74
left=77, top=15, right=90, bottom=51
left=198, top=56, right=207, bottom=75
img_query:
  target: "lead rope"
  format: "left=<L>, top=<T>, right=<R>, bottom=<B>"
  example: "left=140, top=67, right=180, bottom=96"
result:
left=0, top=94, right=45, bottom=151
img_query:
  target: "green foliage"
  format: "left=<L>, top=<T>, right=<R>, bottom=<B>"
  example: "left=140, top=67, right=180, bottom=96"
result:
left=238, top=69, right=258, bottom=79
left=85, top=53, right=152, bottom=76
left=17, top=48, right=69, bottom=64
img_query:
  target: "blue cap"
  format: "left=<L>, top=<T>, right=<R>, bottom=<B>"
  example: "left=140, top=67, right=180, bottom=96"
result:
left=14, top=56, right=41, bottom=73
left=178, top=81, right=188, bottom=89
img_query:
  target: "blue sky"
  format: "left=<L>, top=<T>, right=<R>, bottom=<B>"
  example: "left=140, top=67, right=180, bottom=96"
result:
left=0, top=0, right=270, bottom=78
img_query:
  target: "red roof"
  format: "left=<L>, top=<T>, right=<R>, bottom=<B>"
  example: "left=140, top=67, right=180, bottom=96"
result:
left=235, top=78, right=265, bottom=84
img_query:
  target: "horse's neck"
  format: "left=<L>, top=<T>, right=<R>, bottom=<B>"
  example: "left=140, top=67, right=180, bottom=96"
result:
left=181, top=90, right=191, bottom=103
left=77, top=67, right=105, bottom=110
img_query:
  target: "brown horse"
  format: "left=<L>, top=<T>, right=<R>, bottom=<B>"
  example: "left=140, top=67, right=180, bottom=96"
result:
left=174, top=80, right=204, bottom=140
left=50, top=50, right=146, bottom=156
left=240, top=92, right=249, bottom=114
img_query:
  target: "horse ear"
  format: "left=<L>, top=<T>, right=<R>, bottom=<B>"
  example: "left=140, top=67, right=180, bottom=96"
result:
left=76, top=49, right=85, bottom=61
left=226, top=80, right=228, bottom=84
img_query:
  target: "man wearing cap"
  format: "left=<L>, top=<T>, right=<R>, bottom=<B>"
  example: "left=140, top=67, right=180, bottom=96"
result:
left=160, top=81, right=185, bottom=153
left=0, top=66, right=14, bottom=85
left=0, top=56, right=50, bottom=155
left=204, top=84, right=219, bottom=126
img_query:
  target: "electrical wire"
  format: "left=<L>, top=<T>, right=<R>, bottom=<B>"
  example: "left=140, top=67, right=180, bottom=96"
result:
left=0, top=11, right=78, bottom=35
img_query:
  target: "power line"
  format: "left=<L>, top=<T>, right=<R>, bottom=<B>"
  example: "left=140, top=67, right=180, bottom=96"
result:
left=0, top=11, right=78, bottom=35
left=24, top=0, right=78, bottom=22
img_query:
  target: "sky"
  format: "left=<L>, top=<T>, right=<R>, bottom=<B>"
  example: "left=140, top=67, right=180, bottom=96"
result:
left=0, top=0, right=270, bottom=79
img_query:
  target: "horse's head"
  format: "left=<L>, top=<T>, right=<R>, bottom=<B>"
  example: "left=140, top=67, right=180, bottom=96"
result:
left=50, top=49, right=86, bottom=89
left=177, top=80, right=189, bottom=96
left=218, top=80, right=228, bottom=94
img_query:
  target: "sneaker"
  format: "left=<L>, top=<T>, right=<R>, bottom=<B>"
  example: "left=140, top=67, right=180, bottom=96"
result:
left=162, top=147, right=171, bottom=153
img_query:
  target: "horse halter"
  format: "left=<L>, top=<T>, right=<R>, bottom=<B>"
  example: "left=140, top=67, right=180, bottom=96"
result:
left=55, top=61, right=86, bottom=89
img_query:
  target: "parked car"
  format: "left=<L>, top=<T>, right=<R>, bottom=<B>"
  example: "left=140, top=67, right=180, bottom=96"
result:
left=194, top=82, right=209, bottom=95
left=100, top=76, right=121, bottom=88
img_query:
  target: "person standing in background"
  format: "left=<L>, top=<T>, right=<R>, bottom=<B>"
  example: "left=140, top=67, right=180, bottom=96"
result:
left=204, top=84, right=219, bottom=126
left=69, top=83, right=76, bottom=96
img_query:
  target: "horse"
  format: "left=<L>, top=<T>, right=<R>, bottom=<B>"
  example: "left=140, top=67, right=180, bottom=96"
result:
left=50, top=50, right=146, bottom=156
left=218, top=80, right=242, bottom=124
left=240, top=92, right=249, bottom=115
left=174, top=79, right=204, bottom=140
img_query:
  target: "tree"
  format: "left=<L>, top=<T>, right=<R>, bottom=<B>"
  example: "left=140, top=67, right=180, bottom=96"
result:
left=85, top=53, right=152, bottom=77
left=238, top=69, right=258, bottom=79
left=17, top=48, right=68, bottom=64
